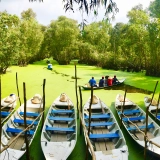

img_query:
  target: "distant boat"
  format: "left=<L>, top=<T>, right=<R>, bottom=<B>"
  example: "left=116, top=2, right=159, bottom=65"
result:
left=83, top=94, right=128, bottom=160
left=144, top=96, right=160, bottom=121
left=81, top=78, right=125, bottom=90
left=0, top=94, right=43, bottom=160
left=115, top=94, right=160, bottom=158
left=1, top=94, right=17, bottom=124
left=41, top=93, right=77, bottom=160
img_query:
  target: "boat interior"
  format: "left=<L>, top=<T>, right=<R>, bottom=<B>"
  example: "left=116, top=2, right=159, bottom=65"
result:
left=42, top=105, right=76, bottom=143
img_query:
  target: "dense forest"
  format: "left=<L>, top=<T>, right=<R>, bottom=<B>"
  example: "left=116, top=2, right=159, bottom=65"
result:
left=0, top=0, right=160, bottom=76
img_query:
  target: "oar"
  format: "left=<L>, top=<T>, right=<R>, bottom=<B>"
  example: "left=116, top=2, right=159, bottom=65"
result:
left=155, top=93, right=160, bottom=121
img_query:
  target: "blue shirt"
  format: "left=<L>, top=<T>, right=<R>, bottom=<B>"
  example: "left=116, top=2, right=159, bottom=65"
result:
left=99, top=79, right=104, bottom=87
left=89, top=79, right=96, bottom=86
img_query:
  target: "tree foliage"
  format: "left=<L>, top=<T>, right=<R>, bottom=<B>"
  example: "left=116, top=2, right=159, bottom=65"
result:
left=0, top=11, right=20, bottom=73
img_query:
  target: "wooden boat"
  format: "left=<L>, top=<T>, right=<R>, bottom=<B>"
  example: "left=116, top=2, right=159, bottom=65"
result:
left=144, top=96, right=160, bottom=121
left=83, top=95, right=128, bottom=160
left=115, top=94, right=160, bottom=157
left=81, top=78, right=125, bottom=90
left=41, top=93, right=77, bottom=160
left=0, top=94, right=43, bottom=160
left=1, top=93, right=17, bottom=124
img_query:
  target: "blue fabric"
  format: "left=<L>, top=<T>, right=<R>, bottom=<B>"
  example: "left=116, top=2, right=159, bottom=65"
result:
left=89, top=78, right=96, bottom=86
left=99, top=79, right=104, bottom=87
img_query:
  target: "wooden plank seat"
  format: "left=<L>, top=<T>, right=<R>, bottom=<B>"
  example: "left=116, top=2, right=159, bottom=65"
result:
left=48, top=117, right=73, bottom=122
left=157, top=115, right=160, bottom=119
left=19, top=112, right=39, bottom=117
left=0, top=111, right=10, bottom=117
left=85, top=114, right=110, bottom=119
left=51, top=109, right=74, bottom=114
left=89, top=132, right=119, bottom=139
left=13, top=119, right=38, bottom=125
left=118, top=109, right=140, bottom=115
left=85, top=122, right=114, bottom=127
left=46, top=125, right=75, bottom=133
left=127, top=123, right=154, bottom=131
left=122, top=116, right=145, bottom=122
left=6, top=127, right=34, bottom=135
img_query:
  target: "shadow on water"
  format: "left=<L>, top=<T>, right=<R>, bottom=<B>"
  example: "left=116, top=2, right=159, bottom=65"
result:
left=104, top=84, right=153, bottom=95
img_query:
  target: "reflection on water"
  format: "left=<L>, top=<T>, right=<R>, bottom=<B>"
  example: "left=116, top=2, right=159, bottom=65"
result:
left=104, top=84, right=153, bottom=95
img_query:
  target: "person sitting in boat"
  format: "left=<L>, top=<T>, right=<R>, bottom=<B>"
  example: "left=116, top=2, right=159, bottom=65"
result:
left=112, top=75, right=119, bottom=84
left=89, top=77, right=97, bottom=87
left=99, top=76, right=104, bottom=87
left=104, top=75, right=109, bottom=87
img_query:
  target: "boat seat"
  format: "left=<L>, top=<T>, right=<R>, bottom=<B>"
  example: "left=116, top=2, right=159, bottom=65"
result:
left=6, top=127, right=34, bottom=135
left=13, top=119, right=38, bottom=125
left=157, top=115, right=160, bottom=120
left=45, top=125, right=75, bottom=133
left=51, top=109, right=74, bottom=114
left=122, top=116, right=145, bottom=122
left=84, top=114, right=110, bottom=119
left=118, top=109, right=140, bottom=115
left=19, top=111, right=39, bottom=117
left=1, top=111, right=10, bottom=117
left=89, top=131, right=119, bottom=139
left=48, top=116, right=73, bottom=122
left=127, top=123, right=154, bottom=131
left=85, top=122, right=114, bottom=127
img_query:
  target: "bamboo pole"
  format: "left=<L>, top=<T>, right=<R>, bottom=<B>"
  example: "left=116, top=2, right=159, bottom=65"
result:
left=144, top=81, right=158, bottom=160
left=120, top=89, right=127, bottom=128
left=78, top=86, right=83, bottom=135
left=41, top=79, right=46, bottom=131
left=23, top=82, right=30, bottom=160
left=79, top=111, right=96, bottom=160
left=85, top=85, right=93, bottom=160
left=155, top=93, right=160, bottom=121
left=16, top=72, right=21, bottom=106
left=75, top=63, right=79, bottom=119
left=0, top=111, right=44, bottom=153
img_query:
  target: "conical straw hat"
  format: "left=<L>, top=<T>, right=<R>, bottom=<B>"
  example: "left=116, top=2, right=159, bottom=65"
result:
left=31, top=94, right=42, bottom=104
left=4, top=94, right=15, bottom=103
left=59, top=93, right=68, bottom=102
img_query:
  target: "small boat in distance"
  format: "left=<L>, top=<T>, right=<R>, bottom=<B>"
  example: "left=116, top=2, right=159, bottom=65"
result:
left=144, top=96, right=160, bottom=121
left=41, top=93, right=77, bottom=160
left=0, top=94, right=43, bottom=160
left=115, top=94, right=160, bottom=158
left=83, top=94, right=128, bottom=160
left=81, top=78, right=125, bottom=90
left=1, top=93, right=17, bottom=124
